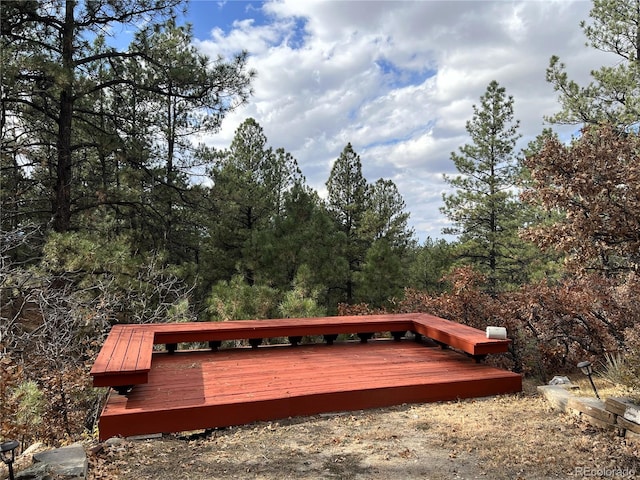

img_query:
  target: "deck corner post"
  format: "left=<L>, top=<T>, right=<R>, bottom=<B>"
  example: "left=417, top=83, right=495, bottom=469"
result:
left=323, top=334, right=338, bottom=345
left=357, top=332, right=373, bottom=343
left=434, top=340, right=449, bottom=350
left=391, top=331, right=406, bottom=342
left=113, top=385, right=133, bottom=395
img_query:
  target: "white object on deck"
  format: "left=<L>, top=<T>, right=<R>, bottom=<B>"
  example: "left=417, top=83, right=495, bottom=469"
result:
left=486, top=326, right=507, bottom=340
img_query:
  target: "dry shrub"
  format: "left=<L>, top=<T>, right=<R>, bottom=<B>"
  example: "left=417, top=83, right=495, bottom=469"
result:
left=617, top=325, right=640, bottom=396
left=0, top=352, right=102, bottom=446
left=337, top=303, right=386, bottom=316
left=0, top=355, right=24, bottom=442
left=523, top=125, right=640, bottom=274
left=390, top=267, right=640, bottom=381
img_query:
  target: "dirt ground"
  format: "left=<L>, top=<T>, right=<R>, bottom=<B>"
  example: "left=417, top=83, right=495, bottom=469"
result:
left=85, top=380, right=639, bottom=480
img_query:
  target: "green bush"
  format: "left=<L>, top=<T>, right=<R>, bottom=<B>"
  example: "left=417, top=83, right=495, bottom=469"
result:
left=278, top=266, right=326, bottom=319
left=207, top=275, right=278, bottom=321
left=13, top=380, right=45, bottom=432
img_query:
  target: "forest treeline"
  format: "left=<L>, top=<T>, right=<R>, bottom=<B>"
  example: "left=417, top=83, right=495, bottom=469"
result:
left=2, top=0, right=640, bottom=444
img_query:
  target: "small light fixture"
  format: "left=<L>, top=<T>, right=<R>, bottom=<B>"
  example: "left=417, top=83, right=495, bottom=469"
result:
left=577, top=360, right=600, bottom=400
left=0, top=440, right=19, bottom=480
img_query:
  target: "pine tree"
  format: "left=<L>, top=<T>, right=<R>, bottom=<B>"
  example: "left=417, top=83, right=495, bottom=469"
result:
left=356, top=178, right=415, bottom=306
left=408, top=238, right=455, bottom=293
left=207, top=118, right=303, bottom=286
left=361, top=178, right=414, bottom=249
left=326, top=143, right=369, bottom=237
left=546, top=0, right=640, bottom=128
left=126, top=20, right=253, bottom=255
left=0, top=1, right=253, bottom=235
left=441, top=81, right=523, bottom=293
left=325, top=143, right=370, bottom=303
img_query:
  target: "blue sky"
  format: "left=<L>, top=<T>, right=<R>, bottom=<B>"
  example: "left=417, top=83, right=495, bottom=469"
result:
left=178, top=0, right=609, bottom=242
left=186, top=1, right=267, bottom=37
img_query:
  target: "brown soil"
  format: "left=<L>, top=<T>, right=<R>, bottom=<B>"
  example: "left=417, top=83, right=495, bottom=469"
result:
left=86, top=380, right=638, bottom=480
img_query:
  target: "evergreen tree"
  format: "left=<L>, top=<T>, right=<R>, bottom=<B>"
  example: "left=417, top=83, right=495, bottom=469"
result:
left=206, top=275, right=278, bottom=321
left=278, top=265, right=327, bottom=319
left=546, top=0, right=640, bottom=128
left=356, top=178, right=415, bottom=306
left=262, top=184, right=338, bottom=295
left=355, top=239, right=404, bottom=307
left=123, top=21, right=253, bottom=261
left=206, top=118, right=303, bottom=286
left=325, top=143, right=370, bottom=303
left=361, top=178, right=414, bottom=249
left=408, top=237, right=456, bottom=293
left=441, top=80, right=523, bottom=293
left=1, top=1, right=179, bottom=232
left=0, top=0, right=253, bottom=236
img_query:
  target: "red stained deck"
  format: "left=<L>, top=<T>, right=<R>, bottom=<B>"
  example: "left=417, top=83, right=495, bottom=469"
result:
left=98, top=339, right=521, bottom=440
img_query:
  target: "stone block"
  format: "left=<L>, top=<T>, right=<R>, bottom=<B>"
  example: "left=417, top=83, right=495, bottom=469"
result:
left=1, top=443, right=47, bottom=480
left=104, top=437, right=125, bottom=447
left=618, top=415, right=640, bottom=434
left=579, top=414, right=617, bottom=431
left=625, top=429, right=640, bottom=445
left=548, top=375, right=572, bottom=386
left=15, top=462, right=49, bottom=480
left=127, top=433, right=162, bottom=441
left=537, top=385, right=572, bottom=412
left=623, top=406, right=640, bottom=425
left=32, top=442, right=87, bottom=478
left=567, top=397, right=617, bottom=424
left=605, top=397, right=638, bottom=417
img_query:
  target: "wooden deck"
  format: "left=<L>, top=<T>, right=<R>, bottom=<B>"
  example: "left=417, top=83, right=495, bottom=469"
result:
left=90, top=313, right=512, bottom=393
left=97, top=339, right=522, bottom=440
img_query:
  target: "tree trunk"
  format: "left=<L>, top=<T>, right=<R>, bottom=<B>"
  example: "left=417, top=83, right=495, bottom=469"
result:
left=53, top=0, right=75, bottom=232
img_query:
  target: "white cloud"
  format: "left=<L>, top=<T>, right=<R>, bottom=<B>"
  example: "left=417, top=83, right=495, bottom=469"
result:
left=192, top=0, right=608, bottom=242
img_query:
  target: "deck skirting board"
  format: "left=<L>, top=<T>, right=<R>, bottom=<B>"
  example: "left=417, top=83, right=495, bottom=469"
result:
left=99, top=377, right=521, bottom=439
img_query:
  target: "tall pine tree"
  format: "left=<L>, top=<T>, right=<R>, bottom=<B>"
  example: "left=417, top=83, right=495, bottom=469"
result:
left=546, top=0, right=640, bottom=128
left=356, top=178, right=415, bottom=307
left=441, top=80, right=523, bottom=293
left=0, top=1, right=253, bottom=236
left=325, top=143, right=369, bottom=304
left=206, top=118, right=303, bottom=286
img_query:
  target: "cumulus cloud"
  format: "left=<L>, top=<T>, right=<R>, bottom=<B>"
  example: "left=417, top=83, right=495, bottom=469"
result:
left=191, top=0, right=608, bottom=242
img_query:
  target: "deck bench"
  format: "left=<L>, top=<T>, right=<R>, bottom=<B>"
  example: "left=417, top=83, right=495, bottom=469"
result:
left=411, top=313, right=510, bottom=359
left=90, top=313, right=511, bottom=394
left=90, top=326, right=154, bottom=394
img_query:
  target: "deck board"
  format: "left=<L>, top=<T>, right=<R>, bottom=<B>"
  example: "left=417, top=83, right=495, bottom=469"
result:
left=98, top=340, right=521, bottom=440
left=91, top=328, right=154, bottom=388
